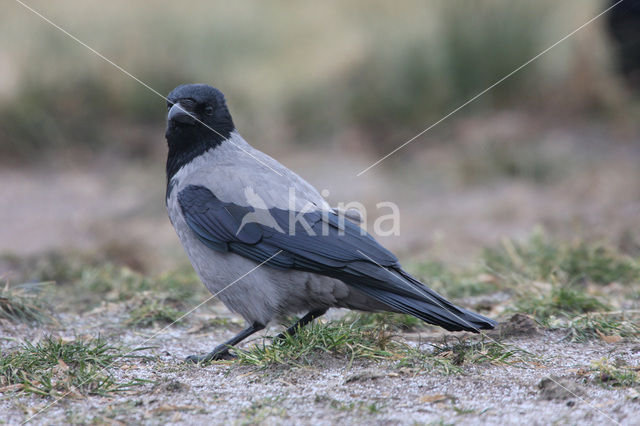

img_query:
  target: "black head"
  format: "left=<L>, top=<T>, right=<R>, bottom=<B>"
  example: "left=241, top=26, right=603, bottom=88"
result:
left=165, top=84, right=235, bottom=184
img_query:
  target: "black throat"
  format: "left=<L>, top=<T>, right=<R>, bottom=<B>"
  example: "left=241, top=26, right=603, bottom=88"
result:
left=165, top=122, right=233, bottom=198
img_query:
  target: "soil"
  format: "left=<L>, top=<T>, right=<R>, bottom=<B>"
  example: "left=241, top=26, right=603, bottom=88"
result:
left=1, top=304, right=639, bottom=425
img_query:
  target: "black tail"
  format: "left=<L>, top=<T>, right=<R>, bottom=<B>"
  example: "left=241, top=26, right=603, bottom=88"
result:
left=350, top=269, right=497, bottom=332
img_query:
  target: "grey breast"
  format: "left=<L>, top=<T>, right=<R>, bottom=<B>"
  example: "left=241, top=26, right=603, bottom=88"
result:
left=165, top=132, right=361, bottom=325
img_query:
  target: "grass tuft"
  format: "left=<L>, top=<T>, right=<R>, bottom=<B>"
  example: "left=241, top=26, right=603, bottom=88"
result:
left=233, top=317, right=528, bottom=374
left=5, top=252, right=207, bottom=310
left=235, top=316, right=461, bottom=373
left=125, top=297, right=184, bottom=328
left=74, top=264, right=203, bottom=305
left=0, top=281, right=53, bottom=324
left=0, top=337, right=149, bottom=397
left=409, top=260, right=499, bottom=299
left=430, top=336, right=534, bottom=367
left=584, top=358, right=640, bottom=389
left=344, top=312, right=424, bottom=331
left=483, top=232, right=640, bottom=286
left=559, top=311, right=640, bottom=342
left=513, top=285, right=610, bottom=325
left=235, top=319, right=397, bottom=368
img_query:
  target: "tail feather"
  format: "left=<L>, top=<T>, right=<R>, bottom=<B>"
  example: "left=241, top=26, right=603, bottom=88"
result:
left=349, top=268, right=497, bottom=332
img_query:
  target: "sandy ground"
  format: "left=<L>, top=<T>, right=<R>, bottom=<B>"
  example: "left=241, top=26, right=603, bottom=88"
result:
left=1, top=301, right=639, bottom=425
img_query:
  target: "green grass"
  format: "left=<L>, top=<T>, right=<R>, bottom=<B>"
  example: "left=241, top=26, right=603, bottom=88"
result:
left=125, top=297, right=184, bottom=328
left=0, top=281, right=53, bottom=324
left=429, top=336, right=534, bottom=367
left=409, top=260, right=499, bottom=299
left=0, top=337, right=150, bottom=397
left=235, top=319, right=398, bottom=368
left=483, top=232, right=640, bottom=286
left=233, top=316, right=529, bottom=374
left=234, top=316, right=461, bottom=373
left=406, top=231, right=640, bottom=341
left=71, top=263, right=204, bottom=306
left=478, top=232, right=639, bottom=333
left=513, top=285, right=610, bottom=325
left=560, top=311, right=640, bottom=342
left=585, top=358, right=640, bottom=389
left=343, top=311, right=424, bottom=331
left=4, top=252, right=207, bottom=309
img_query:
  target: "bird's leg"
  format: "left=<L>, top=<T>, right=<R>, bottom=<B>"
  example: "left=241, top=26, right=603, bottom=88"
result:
left=275, top=309, right=328, bottom=340
left=186, top=322, right=265, bottom=363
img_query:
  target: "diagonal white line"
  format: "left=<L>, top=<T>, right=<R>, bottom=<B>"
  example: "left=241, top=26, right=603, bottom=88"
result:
left=13, top=0, right=283, bottom=176
left=11, top=0, right=626, bottom=422
left=21, top=250, right=283, bottom=425
left=356, top=0, right=625, bottom=176
left=355, top=249, right=621, bottom=425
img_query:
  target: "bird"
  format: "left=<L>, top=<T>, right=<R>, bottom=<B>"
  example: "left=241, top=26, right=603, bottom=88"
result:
left=164, top=84, right=497, bottom=362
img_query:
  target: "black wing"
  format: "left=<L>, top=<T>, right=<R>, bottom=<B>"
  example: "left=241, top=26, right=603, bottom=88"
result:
left=178, top=185, right=496, bottom=331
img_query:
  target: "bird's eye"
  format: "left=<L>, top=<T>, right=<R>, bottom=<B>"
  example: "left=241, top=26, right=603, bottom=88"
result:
left=204, top=106, right=214, bottom=116
left=167, top=103, right=173, bottom=111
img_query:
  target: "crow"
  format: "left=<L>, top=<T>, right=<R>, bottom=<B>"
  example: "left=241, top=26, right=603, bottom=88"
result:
left=164, top=84, right=496, bottom=362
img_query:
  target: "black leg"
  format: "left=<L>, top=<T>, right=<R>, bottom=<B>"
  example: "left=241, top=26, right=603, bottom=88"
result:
left=275, top=309, right=327, bottom=340
left=186, top=322, right=265, bottom=363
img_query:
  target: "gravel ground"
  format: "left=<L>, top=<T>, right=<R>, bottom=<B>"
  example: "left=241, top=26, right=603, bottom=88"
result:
left=2, top=302, right=639, bottom=426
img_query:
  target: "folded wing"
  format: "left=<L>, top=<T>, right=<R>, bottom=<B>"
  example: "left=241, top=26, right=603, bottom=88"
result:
left=178, top=185, right=496, bottom=331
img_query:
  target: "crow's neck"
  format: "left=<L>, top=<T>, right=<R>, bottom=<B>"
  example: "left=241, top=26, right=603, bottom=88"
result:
left=165, top=125, right=231, bottom=195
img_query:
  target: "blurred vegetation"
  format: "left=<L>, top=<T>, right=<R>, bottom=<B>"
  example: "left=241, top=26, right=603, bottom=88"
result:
left=429, top=335, right=534, bottom=367
left=586, top=358, right=640, bottom=390
left=125, top=296, right=185, bottom=328
left=0, top=0, right=627, bottom=162
left=482, top=231, right=640, bottom=286
left=2, top=251, right=207, bottom=311
left=410, top=259, right=500, bottom=299
left=0, top=281, right=54, bottom=324
left=513, top=286, right=610, bottom=323
left=563, top=311, right=640, bottom=342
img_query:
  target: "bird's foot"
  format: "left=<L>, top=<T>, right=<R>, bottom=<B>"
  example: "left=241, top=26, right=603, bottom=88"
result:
left=185, top=348, right=236, bottom=363
left=273, top=331, right=291, bottom=341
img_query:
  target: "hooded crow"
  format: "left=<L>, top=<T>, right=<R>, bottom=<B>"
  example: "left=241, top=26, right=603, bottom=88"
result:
left=164, top=84, right=496, bottom=362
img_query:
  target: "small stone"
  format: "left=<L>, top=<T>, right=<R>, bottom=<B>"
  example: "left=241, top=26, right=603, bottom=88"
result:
left=494, top=313, right=540, bottom=338
left=538, top=376, right=585, bottom=401
left=344, top=369, right=386, bottom=383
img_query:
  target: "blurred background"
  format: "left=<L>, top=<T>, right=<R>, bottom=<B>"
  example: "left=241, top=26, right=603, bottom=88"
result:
left=1, top=0, right=639, bottom=273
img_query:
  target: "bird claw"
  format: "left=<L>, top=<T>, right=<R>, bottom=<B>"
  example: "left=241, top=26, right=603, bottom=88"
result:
left=185, top=354, right=208, bottom=364
left=185, top=350, right=236, bottom=363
